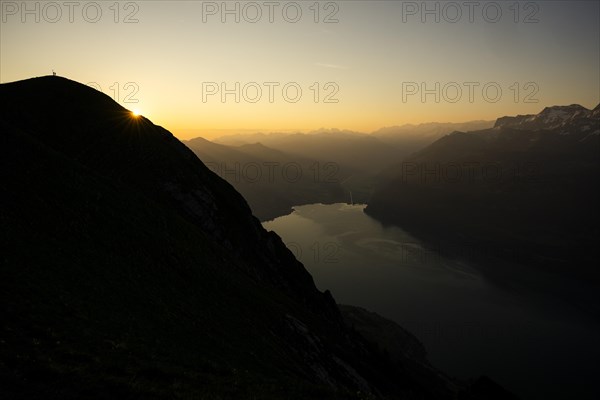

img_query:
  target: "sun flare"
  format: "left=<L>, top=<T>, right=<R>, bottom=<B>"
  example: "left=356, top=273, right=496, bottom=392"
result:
left=131, top=109, right=141, bottom=117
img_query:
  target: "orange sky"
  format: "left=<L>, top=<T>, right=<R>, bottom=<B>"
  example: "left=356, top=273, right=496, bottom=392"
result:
left=1, top=1, right=598, bottom=140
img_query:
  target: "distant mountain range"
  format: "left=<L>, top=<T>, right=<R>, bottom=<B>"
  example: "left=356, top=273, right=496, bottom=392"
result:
left=184, top=137, right=346, bottom=220
left=0, top=77, right=514, bottom=399
left=494, top=104, right=600, bottom=132
left=198, top=121, right=494, bottom=216
left=365, top=103, right=600, bottom=312
left=371, top=120, right=494, bottom=150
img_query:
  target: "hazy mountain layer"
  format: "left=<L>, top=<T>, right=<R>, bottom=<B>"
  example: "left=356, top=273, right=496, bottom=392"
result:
left=184, top=137, right=346, bottom=221
left=366, top=104, right=600, bottom=314
left=214, top=123, right=494, bottom=206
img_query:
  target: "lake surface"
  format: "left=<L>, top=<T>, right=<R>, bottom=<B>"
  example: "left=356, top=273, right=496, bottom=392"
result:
left=263, top=203, right=600, bottom=400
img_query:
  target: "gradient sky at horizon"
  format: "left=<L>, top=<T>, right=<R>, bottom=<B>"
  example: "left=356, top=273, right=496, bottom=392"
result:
left=1, top=0, right=598, bottom=139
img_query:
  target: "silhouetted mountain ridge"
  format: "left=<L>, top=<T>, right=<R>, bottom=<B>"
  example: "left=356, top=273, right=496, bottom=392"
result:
left=1, top=76, right=513, bottom=399
left=1, top=77, right=323, bottom=307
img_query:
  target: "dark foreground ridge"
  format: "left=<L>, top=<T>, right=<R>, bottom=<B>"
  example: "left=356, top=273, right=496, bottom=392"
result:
left=1, top=76, right=515, bottom=399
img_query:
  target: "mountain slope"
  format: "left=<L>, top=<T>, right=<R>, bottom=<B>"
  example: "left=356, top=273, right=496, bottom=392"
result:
left=218, top=130, right=400, bottom=174
left=216, top=131, right=404, bottom=204
left=0, top=76, right=486, bottom=399
left=184, top=137, right=346, bottom=221
left=365, top=104, right=600, bottom=311
left=371, top=121, right=494, bottom=153
left=0, top=76, right=326, bottom=310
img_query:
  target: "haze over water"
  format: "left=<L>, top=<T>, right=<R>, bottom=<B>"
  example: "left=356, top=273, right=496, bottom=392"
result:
left=264, top=203, right=600, bottom=400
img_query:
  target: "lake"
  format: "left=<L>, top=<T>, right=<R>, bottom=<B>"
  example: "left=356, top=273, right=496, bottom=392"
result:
left=263, top=203, right=600, bottom=400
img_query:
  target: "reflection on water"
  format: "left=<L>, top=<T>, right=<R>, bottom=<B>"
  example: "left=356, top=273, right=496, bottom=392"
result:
left=263, top=203, right=600, bottom=400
